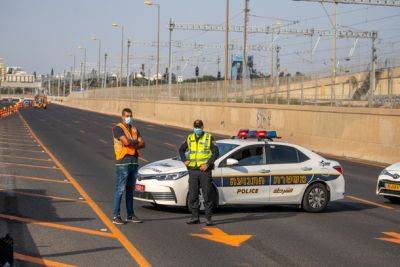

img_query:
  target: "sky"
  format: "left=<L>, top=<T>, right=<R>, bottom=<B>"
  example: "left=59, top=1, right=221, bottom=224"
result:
left=1, top=0, right=399, bottom=78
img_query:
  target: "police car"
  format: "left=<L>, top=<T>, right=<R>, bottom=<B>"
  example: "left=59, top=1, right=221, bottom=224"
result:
left=134, top=130, right=345, bottom=212
left=376, top=163, right=400, bottom=203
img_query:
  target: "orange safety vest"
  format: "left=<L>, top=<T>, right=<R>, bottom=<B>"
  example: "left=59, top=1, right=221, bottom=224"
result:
left=113, top=123, right=141, bottom=161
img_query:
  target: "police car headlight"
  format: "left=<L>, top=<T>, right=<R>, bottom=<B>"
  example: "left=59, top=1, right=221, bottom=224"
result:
left=381, top=169, right=391, bottom=176
left=155, top=171, right=188, bottom=181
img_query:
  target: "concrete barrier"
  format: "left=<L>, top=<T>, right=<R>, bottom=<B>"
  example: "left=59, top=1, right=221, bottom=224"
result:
left=62, top=97, right=400, bottom=165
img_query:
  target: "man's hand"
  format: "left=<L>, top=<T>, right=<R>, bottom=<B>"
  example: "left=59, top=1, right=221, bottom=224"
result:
left=184, top=160, right=190, bottom=166
left=199, top=164, right=208, bottom=172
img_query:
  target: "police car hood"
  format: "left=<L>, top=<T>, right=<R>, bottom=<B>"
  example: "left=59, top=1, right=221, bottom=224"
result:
left=139, top=158, right=186, bottom=175
left=386, top=162, right=400, bottom=172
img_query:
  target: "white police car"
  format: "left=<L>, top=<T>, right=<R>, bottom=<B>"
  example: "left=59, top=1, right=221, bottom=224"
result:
left=376, top=163, right=400, bottom=203
left=134, top=130, right=345, bottom=212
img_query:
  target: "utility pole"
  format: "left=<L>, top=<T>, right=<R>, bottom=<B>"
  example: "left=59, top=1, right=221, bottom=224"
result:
left=104, top=53, right=108, bottom=88
left=63, top=70, right=66, bottom=96
left=331, top=2, right=337, bottom=106
left=275, top=46, right=281, bottom=103
left=80, top=62, right=83, bottom=90
left=127, top=39, right=131, bottom=87
left=57, top=75, right=60, bottom=97
left=217, top=56, right=221, bottom=79
left=369, top=35, right=377, bottom=107
left=168, top=18, right=175, bottom=98
left=224, top=0, right=230, bottom=84
left=270, top=32, right=274, bottom=78
left=243, top=0, right=249, bottom=81
left=70, top=66, right=73, bottom=93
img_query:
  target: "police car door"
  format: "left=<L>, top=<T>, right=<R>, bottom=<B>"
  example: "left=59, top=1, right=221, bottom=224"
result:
left=267, top=144, right=312, bottom=203
left=217, top=144, right=270, bottom=204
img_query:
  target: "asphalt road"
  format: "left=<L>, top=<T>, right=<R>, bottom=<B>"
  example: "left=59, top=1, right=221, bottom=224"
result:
left=3, top=104, right=400, bottom=266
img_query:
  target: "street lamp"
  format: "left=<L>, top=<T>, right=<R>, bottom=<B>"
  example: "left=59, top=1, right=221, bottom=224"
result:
left=144, top=0, right=160, bottom=85
left=90, top=36, right=101, bottom=87
left=68, top=53, right=76, bottom=93
left=77, top=45, right=87, bottom=90
left=112, top=23, right=124, bottom=87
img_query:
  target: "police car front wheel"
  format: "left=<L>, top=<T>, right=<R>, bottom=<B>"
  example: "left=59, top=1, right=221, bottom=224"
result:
left=302, top=183, right=329, bottom=212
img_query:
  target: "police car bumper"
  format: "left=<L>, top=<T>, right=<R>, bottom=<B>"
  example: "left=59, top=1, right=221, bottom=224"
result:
left=134, top=176, right=189, bottom=206
left=376, top=176, right=400, bottom=198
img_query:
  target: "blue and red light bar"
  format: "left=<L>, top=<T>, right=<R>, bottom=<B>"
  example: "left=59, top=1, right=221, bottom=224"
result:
left=236, top=129, right=279, bottom=140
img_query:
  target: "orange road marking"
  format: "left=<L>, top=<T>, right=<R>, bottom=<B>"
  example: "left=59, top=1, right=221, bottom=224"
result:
left=0, top=155, right=52, bottom=162
left=346, top=195, right=395, bottom=210
left=0, top=138, right=36, bottom=144
left=164, top=142, right=176, bottom=149
left=0, top=173, right=69, bottom=184
left=0, top=213, right=115, bottom=238
left=0, top=141, right=40, bottom=147
left=19, top=113, right=151, bottom=267
left=377, top=232, right=400, bottom=245
left=191, top=227, right=252, bottom=247
left=0, top=147, right=44, bottom=153
left=0, top=161, right=58, bottom=170
left=14, top=252, right=76, bottom=267
left=0, top=188, right=85, bottom=203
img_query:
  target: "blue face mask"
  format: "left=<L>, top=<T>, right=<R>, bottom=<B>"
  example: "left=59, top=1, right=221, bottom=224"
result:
left=194, top=128, right=203, bottom=136
left=124, top=117, right=132, bottom=125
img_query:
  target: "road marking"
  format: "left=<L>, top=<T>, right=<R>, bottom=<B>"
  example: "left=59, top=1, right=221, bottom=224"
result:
left=0, top=161, right=58, bottom=170
left=99, top=138, right=108, bottom=144
left=0, top=155, right=52, bottom=162
left=0, top=138, right=36, bottom=144
left=19, top=113, right=151, bottom=267
left=377, top=232, right=400, bottom=245
left=14, top=252, right=76, bottom=267
left=0, top=147, right=44, bottom=153
left=164, top=142, right=176, bottom=149
left=0, top=141, right=40, bottom=147
left=0, top=188, right=86, bottom=203
left=0, top=173, right=69, bottom=184
left=176, top=134, right=186, bottom=138
left=346, top=195, right=395, bottom=210
left=0, top=213, right=115, bottom=238
left=139, top=157, right=149, bottom=163
left=79, top=129, right=86, bottom=134
left=73, top=120, right=80, bottom=124
left=191, top=227, right=252, bottom=247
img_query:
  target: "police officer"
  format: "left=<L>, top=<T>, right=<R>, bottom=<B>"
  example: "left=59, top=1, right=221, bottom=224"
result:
left=179, top=120, right=219, bottom=226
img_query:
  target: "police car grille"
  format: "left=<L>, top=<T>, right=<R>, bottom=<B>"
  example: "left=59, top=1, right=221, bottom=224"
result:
left=380, top=188, right=400, bottom=196
left=151, top=192, right=176, bottom=201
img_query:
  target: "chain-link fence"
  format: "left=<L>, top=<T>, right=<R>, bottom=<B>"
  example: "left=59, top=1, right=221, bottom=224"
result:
left=70, top=66, right=400, bottom=108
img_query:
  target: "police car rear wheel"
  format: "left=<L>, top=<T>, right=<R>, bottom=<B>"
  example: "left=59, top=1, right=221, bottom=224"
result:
left=302, top=183, right=328, bottom=212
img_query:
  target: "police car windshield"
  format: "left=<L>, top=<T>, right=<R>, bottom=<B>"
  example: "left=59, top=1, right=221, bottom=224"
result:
left=217, top=143, right=239, bottom=157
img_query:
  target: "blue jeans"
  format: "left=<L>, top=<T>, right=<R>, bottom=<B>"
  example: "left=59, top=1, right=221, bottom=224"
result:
left=112, top=164, right=138, bottom=218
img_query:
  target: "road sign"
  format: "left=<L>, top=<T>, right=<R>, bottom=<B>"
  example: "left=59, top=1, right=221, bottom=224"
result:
left=177, top=76, right=183, bottom=83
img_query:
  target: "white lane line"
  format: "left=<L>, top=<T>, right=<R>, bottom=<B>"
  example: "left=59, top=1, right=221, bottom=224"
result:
left=99, top=139, right=108, bottom=144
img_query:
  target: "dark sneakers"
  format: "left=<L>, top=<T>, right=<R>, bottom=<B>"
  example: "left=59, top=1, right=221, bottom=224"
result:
left=186, top=217, right=200, bottom=224
left=126, top=215, right=143, bottom=223
left=112, top=216, right=125, bottom=225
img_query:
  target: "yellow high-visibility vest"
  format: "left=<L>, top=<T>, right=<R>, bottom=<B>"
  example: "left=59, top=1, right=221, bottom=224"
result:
left=187, top=132, right=212, bottom=168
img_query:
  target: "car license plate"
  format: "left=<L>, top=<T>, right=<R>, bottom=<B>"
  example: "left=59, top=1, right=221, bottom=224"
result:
left=385, top=183, right=400, bottom=191
left=135, top=184, right=145, bottom=192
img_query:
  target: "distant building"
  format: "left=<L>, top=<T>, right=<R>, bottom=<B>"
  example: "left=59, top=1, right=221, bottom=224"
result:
left=0, top=58, right=6, bottom=83
left=1, top=64, right=42, bottom=89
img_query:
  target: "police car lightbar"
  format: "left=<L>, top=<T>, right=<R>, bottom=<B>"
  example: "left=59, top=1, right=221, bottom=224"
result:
left=235, top=129, right=280, bottom=140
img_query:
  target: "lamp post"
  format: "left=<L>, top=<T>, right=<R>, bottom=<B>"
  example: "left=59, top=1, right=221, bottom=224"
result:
left=144, top=0, right=160, bottom=86
left=77, top=45, right=87, bottom=90
left=112, top=23, right=124, bottom=87
left=90, top=36, right=101, bottom=87
left=68, top=53, right=75, bottom=93
left=127, top=39, right=131, bottom=87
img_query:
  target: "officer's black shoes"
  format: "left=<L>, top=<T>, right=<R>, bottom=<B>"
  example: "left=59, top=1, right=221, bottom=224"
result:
left=112, top=216, right=125, bottom=225
left=205, top=219, right=214, bottom=226
left=127, top=215, right=142, bottom=223
left=186, top=218, right=200, bottom=224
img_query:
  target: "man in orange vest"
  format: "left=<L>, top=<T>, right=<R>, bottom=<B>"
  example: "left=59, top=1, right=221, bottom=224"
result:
left=112, top=108, right=145, bottom=224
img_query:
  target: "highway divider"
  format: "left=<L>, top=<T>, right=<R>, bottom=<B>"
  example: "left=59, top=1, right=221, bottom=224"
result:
left=0, top=102, right=24, bottom=118
left=59, top=98, right=400, bottom=165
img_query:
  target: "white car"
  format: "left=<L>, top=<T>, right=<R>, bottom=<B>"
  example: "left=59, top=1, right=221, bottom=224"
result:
left=376, top=163, right=400, bottom=203
left=135, top=130, right=345, bottom=212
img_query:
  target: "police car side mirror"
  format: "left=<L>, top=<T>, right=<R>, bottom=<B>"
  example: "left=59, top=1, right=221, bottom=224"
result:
left=226, top=158, right=239, bottom=166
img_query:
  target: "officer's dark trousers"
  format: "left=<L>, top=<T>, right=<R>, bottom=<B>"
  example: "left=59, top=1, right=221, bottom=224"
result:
left=188, top=169, right=213, bottom=220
